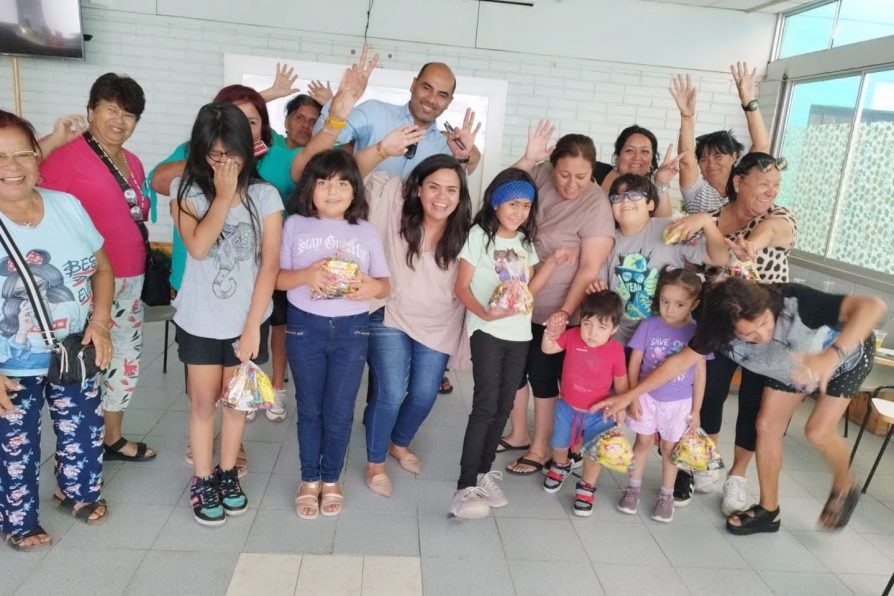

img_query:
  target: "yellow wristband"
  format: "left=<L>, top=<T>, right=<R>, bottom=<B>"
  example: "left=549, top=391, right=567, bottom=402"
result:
left=325, top=116, right=347, bottom=129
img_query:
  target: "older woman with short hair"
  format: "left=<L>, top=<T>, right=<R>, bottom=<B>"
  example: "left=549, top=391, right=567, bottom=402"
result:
left=39, top=73, right=154, bottom=462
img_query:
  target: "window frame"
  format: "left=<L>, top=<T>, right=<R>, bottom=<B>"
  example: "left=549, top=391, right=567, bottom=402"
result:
left=771, top=61, right=894, bottom=293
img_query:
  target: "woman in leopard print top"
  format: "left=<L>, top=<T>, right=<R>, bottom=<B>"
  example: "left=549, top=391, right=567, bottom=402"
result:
left=673, top=152, right=797, bottom=515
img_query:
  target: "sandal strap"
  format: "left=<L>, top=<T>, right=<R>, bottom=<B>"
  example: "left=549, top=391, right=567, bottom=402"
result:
left=105, top=436, right=128, bottom=451
left=133, top=442, right=147, bottom=458
left=574, top=482, right=595, bottom=504
left=74, top=500, right=106, bottom=522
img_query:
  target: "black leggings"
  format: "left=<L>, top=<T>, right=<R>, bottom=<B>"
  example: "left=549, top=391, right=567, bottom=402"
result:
left=699, top=353, right=765, bottom=452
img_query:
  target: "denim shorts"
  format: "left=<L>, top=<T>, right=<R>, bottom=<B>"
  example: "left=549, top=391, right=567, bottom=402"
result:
left=550, top=398, right=616, bottom=448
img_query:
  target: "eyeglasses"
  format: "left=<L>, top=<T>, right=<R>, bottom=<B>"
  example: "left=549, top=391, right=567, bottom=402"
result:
left=608, top=191, right=648, bottom=204
left=754, top=157, right=788, bottom=172
left=207, top=150, right=235, bottom=162
left=0, top=151, right=39, bottom=165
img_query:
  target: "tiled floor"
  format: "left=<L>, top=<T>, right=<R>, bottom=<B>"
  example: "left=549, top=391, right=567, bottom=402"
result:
left=4, top=321, right=894, bottom=595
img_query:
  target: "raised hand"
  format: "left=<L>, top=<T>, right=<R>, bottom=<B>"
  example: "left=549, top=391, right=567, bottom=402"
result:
left=446, top=108, right=481, bottom=159
left=307, top=80, right=334, bottom=105
left=654, top=143, right=686, bottom=185
left=731, top=61, right=758, bottom=102
left=380, top=125, right=425, bottom=158
left=269, top=63, right=300, bottom=100
left=524, top=119, right=556, bottom=164
left=53, top=114, right=88, bottom=144
left=330, top=44, right=380, bottom=121
left=670, top=74, right=697, bottom=117
left=585, top=278, right=609, bottom=295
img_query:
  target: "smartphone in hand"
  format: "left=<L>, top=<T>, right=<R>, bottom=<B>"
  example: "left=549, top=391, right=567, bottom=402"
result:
left=404, top=143, right=419, bottom=159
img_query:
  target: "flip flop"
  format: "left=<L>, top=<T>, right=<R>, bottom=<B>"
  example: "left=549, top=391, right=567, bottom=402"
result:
left=103, top=437, right=156, bottom=462
left=506, top=457, right=545, bottom=476
left=819, top=486, right=860, bottom=530
left=496, top=439, right=531, bottom=454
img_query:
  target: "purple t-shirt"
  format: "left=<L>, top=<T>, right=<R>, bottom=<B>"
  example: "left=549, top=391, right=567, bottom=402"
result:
left=280, top=215, right=390, bottom=317
left=628, top=316, right=707, bottom=402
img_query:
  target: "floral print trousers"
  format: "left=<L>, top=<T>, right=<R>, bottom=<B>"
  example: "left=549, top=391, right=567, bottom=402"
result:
left=0, top=375, right=103, bottom=537
left=102, top=275, right=144, bottom=412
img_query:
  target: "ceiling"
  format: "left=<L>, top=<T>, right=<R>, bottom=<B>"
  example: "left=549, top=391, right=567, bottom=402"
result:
left=642, top=0, right=821, bottom=13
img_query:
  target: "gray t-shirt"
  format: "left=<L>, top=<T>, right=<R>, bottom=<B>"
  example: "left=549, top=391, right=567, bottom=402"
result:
left=606, top=217, right=707, bottom=344
left=171, top=178, right=282, bottom=339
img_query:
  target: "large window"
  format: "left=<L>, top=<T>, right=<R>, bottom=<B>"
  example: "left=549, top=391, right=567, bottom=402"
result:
left=776, top=67, right=894, bottom=274
left=778, top=1, right=894, bottom=59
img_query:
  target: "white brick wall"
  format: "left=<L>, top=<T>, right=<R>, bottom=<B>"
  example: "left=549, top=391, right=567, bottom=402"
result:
left=0, top=7, right=756, bottom=242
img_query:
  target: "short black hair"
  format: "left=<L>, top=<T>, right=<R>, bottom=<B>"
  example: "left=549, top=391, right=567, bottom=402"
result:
left=88, top=73, right=146, bottom=118
left=285, top=94, right=322, bottom=115
left=288, top=150, right=369, bottom=224
left=613, top=124, right=659, bottom=173
left=695, top=129, right=744, bottom=161
left=580, top=290, right=623, bottom=326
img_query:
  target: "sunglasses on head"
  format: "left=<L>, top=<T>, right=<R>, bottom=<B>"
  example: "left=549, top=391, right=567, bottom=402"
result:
left=608, top=191, right=648, bottom=205
left=753, top=157, right=788, bottom=172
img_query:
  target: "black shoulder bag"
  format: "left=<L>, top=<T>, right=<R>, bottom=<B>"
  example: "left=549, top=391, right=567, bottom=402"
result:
left=83, top=132, right=171, bottom=306
left=0, top=218, right=101, bottom=385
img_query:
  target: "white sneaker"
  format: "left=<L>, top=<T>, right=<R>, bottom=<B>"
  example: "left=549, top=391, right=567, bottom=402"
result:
left=694, top=469, right=720, bottom=493
left=245, top=409, right=256, bottom=422
left=266, top=389, right=287, bottom=422
left=449, top=486, right=490, bottom=519
left=477, top=471, right=508, bottom=508
left=721, top=475, right=751, bottom=517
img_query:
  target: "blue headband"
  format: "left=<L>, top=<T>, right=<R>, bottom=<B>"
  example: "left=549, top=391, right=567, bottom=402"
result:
left=490, top=180, right=536, bottom=208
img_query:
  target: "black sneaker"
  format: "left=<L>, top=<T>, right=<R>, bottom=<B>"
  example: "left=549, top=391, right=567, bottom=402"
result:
left=674, top=470, right=694, bottom=507
left=216, top=466, right=248, bottom=516
left=190, top=475, right=225, bottom=527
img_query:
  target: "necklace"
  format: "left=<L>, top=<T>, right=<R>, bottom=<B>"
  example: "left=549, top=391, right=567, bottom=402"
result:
left=86, top=131, right=132, bottom=183
left=0, top=194, right=42, bottom=228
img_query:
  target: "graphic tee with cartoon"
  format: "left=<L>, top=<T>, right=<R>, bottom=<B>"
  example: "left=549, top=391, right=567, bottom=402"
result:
left=458, top=225, right=539, bottom=342
left=0, top=190, right=103, bottom=377
left=606, top=217, right=707, bottom=344
left=171, top=178, right=283, bottom=339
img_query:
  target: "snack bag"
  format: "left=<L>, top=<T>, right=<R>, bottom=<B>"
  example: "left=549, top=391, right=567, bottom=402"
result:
left=219, top=361, right=276, bottom=412
left=311, top=256, right=361, bottom=300
left=663, top=226, right=684, bottom=245
left=487, top=280, right=534, bottom=315
left=582, top=426, right=633, bottom=473
left=671, top=428, right=725, bottom=472
left=726, top=257, right=760, bottom=283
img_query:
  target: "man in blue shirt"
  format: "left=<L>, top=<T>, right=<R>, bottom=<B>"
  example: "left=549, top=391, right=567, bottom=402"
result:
left=315, top=62, right=480, bottom=179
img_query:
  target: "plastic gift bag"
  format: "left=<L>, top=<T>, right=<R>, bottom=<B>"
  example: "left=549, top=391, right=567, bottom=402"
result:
left=582, top=426, right=633, bottom=473
left=487, top=280, right=534, bottom=315
left=311, top=256, right=361, bottom=300
left=671, top=428, right=725, bottom=472
left=219, top=361, right=275, bottom=412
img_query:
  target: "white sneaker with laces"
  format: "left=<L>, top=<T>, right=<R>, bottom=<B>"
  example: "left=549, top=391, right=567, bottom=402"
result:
left=477, top=471, right=508, bottom=508
left=721, top=475, right=750, bottom=517
left=449, top=486, right=490, bottom=519
left=694, top=468, right=719, bottom=493
left=266, top=388, right=287, bottom=422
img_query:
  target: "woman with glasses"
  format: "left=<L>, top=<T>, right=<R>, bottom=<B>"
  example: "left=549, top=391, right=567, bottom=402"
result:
left=669, top=152, right=797, bottom=514
left=38, top=73, right=156, bottom=463
left=0, top=110, right=114, bottom=550
left=671, top=62, right=771, bottom=214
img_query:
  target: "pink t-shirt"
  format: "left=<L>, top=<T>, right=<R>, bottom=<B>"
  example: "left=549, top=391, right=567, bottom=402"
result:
left=531, top=163, right=614, bottom=325
left=40, top=136, right=148, bottom=278
left=556, top=328, right=626, bottom=410
left=365, top=173, right=466, bottom=358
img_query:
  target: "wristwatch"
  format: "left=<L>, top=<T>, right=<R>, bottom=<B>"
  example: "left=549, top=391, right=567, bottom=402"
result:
left=742, top=99, right=760, bottom=112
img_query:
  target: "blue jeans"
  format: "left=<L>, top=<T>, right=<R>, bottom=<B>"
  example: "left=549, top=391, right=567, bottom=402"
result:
left=363, top=308, right=449, bottom=463
left=286, top=306, right=369, bottom=483
left=0, top=375, right=103, bottom=537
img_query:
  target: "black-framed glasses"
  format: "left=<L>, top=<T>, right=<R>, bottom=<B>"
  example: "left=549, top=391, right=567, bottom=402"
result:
left=0, top=150, right=39, bottom=165
left=608, top=191, right=648, bottom=205
left=207, top=149, right=235, bottom=162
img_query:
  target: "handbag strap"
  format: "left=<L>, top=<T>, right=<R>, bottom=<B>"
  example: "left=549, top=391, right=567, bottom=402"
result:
left=83, top=131, right=150, bottom=245
left=0, top=217, right=57, bottom=348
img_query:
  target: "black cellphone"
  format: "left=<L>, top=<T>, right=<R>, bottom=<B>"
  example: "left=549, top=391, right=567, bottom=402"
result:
left=404, top=143, right=419, bottom=159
